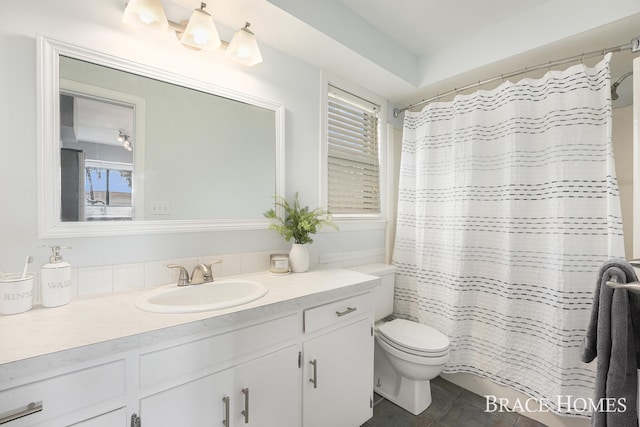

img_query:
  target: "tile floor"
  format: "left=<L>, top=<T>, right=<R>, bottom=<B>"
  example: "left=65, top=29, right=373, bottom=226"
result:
left=362, top=376, right=548, bottom=427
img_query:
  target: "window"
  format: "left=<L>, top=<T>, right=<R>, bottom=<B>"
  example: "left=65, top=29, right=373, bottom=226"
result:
left=84, top=160, right=133, bottom=221
left=326, top=84, right=382, bottom=217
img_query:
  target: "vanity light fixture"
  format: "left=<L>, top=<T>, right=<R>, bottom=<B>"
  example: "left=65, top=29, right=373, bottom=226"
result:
left=225, top=22, right=263, bottom=66
left=122, top=0, right=263, bottom=66
left=118, top=131, right=133, bottom=151
left=117, top=130, right=126, bottom=143
left=178, top=3, right=221, bottom=51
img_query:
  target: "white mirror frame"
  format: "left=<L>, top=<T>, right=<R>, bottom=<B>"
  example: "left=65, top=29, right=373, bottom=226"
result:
left=37, top=35, right=285, bottom=238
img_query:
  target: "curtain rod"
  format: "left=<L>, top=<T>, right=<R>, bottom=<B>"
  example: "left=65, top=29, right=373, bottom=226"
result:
left=393, top=37, right=640, bottom=118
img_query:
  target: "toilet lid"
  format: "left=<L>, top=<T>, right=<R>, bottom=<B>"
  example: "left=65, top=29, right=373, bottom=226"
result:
left=378, top=319, right=450, bottom=354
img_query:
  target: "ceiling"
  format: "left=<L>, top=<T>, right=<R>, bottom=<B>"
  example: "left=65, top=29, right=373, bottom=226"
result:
left=74, top=97, right=134, bottom=146
left=167, top=0, right=640, bottom=110
left=337, top=0, right=551, bottom=57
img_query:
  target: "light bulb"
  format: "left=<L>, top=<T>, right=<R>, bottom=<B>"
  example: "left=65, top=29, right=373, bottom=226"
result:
left=237, top=47, right=250, bottom=59
left=138, top=11, right=156, bottom=25
left=190, top=29, right=210, bottom=46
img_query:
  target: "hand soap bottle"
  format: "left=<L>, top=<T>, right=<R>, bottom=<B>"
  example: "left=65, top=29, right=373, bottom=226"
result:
left=41, top=245, right=72, bottom=308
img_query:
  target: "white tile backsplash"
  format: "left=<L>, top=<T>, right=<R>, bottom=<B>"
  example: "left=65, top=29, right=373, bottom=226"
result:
left=77, top=266, right=113, bottom=296
left=318, top=248, right=386, bottom=269
left=259, top=252, right=273, bottom=271
left=220, top=254, right=242, bottom=277
left=113, top=263, right=145, bottom=292
left=241, top=252, right=261, bottom=274
left=144, top=260, right=174, bottom=287
left=70, top=268, right=79, bottom=298
left=64, top=248, right=386, bottom=298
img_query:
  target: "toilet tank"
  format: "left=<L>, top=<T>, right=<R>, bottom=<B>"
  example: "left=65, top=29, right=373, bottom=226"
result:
left=350, top=263, right=396, bottom=321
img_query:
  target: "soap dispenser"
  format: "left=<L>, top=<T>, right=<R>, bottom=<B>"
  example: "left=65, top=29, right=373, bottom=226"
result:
left=41, top=245, right=72, bottom=308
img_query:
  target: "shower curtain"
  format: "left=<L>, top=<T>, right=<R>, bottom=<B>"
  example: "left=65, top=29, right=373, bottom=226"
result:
left=392, top=54, right=624, bottom=416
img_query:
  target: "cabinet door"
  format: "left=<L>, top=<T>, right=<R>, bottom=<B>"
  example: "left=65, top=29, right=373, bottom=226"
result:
left=232, top=345, right=300, bottom=427
left=140, top=345, right=300, bottom=427
left=140, top=369, right=234, bottom=427
left=302, top=318, right=373, bottom=427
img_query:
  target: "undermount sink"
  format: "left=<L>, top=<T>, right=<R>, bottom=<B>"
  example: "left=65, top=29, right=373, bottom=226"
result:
left=135, top=279, right=268, bottom=314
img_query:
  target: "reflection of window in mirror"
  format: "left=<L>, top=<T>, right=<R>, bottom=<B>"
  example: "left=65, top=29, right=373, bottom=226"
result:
left=84, top=160, right=133, bottom=221
left=59, top=91, right=137, bottom=222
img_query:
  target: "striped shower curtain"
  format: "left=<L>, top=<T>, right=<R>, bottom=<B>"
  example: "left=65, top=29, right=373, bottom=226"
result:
left=392, top=54, right=624, bottom=416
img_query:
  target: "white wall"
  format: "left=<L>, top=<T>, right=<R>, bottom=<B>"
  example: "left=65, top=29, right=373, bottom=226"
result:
left=0, top=0, right=386, bottom=274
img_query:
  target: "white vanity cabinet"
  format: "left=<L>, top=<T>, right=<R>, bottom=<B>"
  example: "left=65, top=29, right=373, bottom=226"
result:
left=139, top=345, right=300, bottom=426
left=136, top=313, right=300, bottom=427
left=0, top=359, right=127, bottom=426
left=301, top=292, right=375, bottom=427
left=0, top=270, right=379, bottom=427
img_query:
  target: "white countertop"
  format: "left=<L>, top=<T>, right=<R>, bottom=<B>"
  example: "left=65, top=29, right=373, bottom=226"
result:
left=0, top=268, right=378, bottom=381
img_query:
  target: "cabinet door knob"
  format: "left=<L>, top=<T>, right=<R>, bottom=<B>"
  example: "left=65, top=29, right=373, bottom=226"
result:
left=222, top=396, right=230, bottom=427
left=241, top=388, right=250, bottom=424
left=309, top=359, right=318, bottom=389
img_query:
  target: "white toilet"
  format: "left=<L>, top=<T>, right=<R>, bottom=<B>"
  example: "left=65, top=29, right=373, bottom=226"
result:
left=352, top=264, right=450, bottom=415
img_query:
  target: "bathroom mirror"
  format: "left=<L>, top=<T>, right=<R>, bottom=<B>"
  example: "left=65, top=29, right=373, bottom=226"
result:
left=37, top=36, right=285, bottom=237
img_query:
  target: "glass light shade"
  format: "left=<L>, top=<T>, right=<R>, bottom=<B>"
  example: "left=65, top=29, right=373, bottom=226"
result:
left=122, top=0, right=169, bottom=32
left=225, top=24, right=263, bottom=66
left=180, top=8, right=221, bottom=51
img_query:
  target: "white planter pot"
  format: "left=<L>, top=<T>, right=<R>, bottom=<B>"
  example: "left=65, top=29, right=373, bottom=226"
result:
left=289, top=243, right=310, bottom=273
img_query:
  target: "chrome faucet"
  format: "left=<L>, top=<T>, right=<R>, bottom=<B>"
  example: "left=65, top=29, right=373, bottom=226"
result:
left=167, top=260, right=223, bottom=286
left=191, top=262, right=216, bottom=284
left=167, top=264, right=190, bottom=286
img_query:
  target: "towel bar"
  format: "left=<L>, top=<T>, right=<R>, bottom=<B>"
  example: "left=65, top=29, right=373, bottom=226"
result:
left=629, top=259, right=640, bottom=268
left=603, top=259, right=640, bottom=293
left=605, top=280, right=640, bottom=293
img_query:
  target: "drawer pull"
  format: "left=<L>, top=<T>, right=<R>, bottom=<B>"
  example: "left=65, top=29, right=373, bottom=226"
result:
left=309, top=359, right=318, bottom=389
left=241, top=388, right=250, bottom=424
left=0, top=401, right=43, bottom=425
left=222, top=396, right=230, bottom=427
left=336, top=306, right=357, bottom=317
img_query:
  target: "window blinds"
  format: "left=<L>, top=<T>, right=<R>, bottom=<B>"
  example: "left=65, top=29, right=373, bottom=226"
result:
left=327, top=85, right=381, bottom=215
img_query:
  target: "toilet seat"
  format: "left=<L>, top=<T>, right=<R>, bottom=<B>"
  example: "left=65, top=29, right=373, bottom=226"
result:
left=377, top=319, right=449, bottom=357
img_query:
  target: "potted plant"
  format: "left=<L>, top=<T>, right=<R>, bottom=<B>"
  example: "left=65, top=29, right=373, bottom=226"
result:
left=264, top=193, right=337, bottom=272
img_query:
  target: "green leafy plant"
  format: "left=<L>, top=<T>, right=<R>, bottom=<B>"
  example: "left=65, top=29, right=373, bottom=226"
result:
left=263, top=193, right=338, bottom=244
